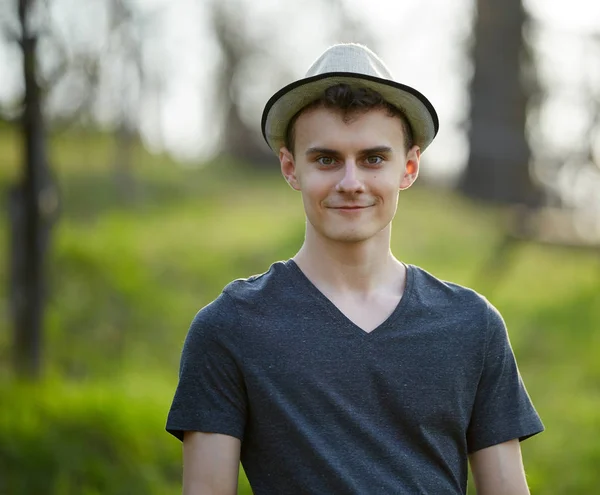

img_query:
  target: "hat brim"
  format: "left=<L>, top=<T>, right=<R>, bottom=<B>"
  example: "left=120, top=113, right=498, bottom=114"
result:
left=261, top=72, right=439, bottom=153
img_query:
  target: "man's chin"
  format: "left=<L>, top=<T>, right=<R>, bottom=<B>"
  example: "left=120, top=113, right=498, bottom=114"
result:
left=325, top=230, right=374, bottom=243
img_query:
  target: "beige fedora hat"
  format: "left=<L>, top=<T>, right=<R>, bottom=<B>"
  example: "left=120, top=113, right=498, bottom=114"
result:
left=261, top=43, right=439, bottom=154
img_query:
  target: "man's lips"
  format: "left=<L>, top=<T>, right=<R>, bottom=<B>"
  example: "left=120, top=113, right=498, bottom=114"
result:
left=327, top=205, right=372, bottom=209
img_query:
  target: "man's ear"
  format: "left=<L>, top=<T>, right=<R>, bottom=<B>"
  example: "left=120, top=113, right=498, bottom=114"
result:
left=280, top=147, right=301, bottom=191
left=400, top=145, right=421, bottom=190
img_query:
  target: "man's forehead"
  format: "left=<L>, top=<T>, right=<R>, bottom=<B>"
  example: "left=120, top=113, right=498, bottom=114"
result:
left=294, top=107, right=404, bottom=149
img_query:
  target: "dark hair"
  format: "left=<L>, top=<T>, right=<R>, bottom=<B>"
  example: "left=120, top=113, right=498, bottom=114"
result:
left=284, top=84, right=414, bottom=155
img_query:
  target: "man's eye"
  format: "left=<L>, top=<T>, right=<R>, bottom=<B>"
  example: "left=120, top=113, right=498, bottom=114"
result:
left=317, top=156, right=336, bottom=166
left=366, top=155, right=383, bottom=165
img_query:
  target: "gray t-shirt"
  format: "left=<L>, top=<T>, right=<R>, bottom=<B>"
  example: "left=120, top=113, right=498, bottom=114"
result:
left=166, top=260, right=543, bottom=494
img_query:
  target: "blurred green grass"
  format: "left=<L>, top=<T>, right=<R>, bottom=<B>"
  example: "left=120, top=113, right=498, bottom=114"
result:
left=0, top=126, right=599, bottom=493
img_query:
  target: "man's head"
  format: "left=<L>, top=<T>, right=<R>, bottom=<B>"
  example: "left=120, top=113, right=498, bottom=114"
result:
left=261, top=43, right=437, bottom=245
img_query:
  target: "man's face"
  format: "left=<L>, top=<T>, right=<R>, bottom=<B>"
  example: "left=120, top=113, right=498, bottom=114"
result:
left=279, top=107, right=420, bottom=244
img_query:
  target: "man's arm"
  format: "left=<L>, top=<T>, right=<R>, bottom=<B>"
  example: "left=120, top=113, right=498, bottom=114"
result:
left=183, top=431, right=241, bottom=495
left=469, top=439, right=530, bottom=495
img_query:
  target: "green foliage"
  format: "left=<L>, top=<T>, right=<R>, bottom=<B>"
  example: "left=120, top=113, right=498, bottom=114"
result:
left=1, top=127, right=599, bottom=493
left=0, top=380, right=181, bottom=495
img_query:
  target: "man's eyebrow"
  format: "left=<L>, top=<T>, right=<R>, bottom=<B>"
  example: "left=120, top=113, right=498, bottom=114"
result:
left=305, top=147, right=340, bottom=156
left=304, top=146, right=394, bottom=156
left=359, top=146, right=393, bottom=155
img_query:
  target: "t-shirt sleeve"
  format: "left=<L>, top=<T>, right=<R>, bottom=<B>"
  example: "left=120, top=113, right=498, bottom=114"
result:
left=165, top=292, right=247, bottom=442
left=466, top=302, right=544, bottom=453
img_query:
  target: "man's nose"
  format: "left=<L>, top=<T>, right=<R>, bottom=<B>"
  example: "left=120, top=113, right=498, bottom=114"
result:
left=335, top=161, right=365, bottom=194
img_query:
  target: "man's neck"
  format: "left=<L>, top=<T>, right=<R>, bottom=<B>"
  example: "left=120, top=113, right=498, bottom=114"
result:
left=292, top=226, right=405, bottom=296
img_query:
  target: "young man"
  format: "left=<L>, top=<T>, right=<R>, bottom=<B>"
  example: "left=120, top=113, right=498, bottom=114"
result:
left=166, top=43, right=544, bottom=494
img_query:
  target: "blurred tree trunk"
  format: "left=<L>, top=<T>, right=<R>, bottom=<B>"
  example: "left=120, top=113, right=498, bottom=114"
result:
left=113, top=122, right=137, bottom=201
left=10, top=0, right=58, bottom=380
left=109, top=0, right=141, bottom=201
left=210, top=0, right=272, bottom=168
left=461, top=0, right=541, bottom=206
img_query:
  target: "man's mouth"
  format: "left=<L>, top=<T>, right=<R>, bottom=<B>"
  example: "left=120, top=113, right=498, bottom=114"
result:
left=329, top=205, right=372, bottom=210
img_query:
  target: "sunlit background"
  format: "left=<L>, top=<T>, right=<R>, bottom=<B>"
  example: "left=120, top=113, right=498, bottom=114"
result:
left=1, top=0, right=599, bottom=493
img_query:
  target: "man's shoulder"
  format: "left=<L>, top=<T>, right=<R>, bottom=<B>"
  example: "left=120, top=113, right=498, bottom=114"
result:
left=222, top=259, right=291, bottom=302
left=409, top=264, right=494, bottom=316
left=408, top=264, right=505, bottom=350
left=201, top=259, right=294, bottom=322
left=186, top=260, right=292, bottom=341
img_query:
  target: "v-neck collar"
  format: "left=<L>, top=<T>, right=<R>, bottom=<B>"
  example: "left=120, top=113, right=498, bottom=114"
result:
left=284, top=259, right=414, bottom=337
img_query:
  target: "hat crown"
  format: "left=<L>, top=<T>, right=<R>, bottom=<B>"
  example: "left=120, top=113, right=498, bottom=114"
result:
left=305, top=43, right=394, bottom=80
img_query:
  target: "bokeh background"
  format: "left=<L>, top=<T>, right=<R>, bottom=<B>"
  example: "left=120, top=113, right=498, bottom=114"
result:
left=1, top=0, right=599, bottom=493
